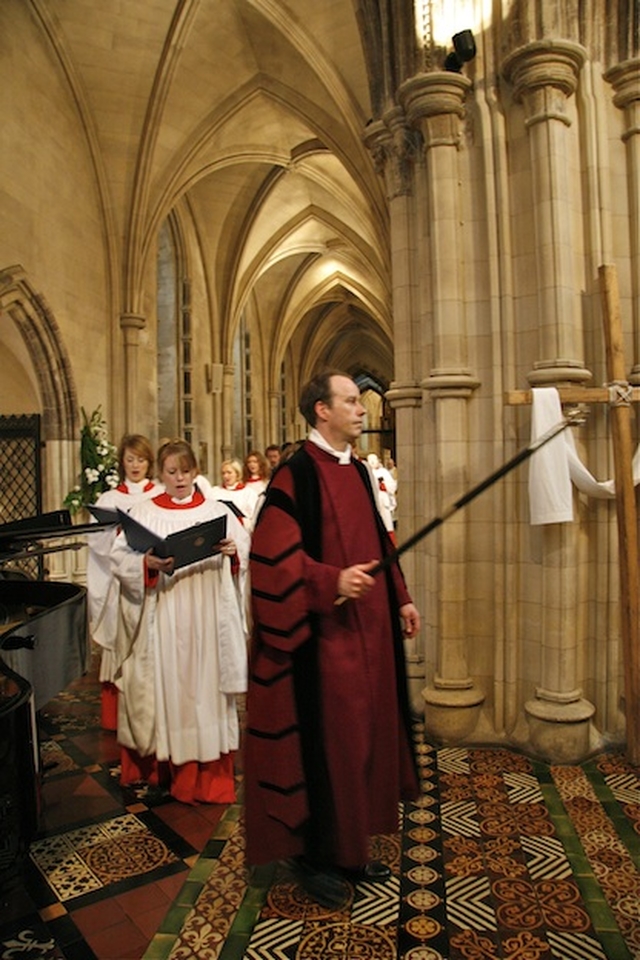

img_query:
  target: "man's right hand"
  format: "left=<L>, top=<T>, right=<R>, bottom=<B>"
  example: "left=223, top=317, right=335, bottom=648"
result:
left=337, top=560, right=377, bottom=600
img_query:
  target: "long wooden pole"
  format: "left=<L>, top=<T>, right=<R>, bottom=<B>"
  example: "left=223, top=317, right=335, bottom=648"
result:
left=335, top=416, right=576, bottom=607
left=368, top=415, right=576, bottom=576
left=599, top=263, right=640, bottom=764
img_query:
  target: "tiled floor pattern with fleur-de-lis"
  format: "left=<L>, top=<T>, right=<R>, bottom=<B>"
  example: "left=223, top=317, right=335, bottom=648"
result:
left=148, top=724, right=640, bottom=960
left=2, top=664, right=640, bottom=960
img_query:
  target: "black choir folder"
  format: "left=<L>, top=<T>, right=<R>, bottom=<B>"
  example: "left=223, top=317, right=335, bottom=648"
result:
left=88, top=505, right=120, bottom=524
left=117, top=508, right=227, bottom=572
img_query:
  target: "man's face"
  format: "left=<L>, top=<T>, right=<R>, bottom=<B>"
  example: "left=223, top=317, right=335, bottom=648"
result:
left=315, top=375, right=365, bottom=448
left=266, top=448, right=280, bottom=468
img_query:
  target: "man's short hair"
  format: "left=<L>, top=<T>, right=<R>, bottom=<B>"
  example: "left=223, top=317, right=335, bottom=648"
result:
left=299, top=369, right=352, bottom=427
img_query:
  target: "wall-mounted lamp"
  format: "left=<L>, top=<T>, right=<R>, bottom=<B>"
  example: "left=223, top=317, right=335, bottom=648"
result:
left=444, top=30, right=476, bottom=73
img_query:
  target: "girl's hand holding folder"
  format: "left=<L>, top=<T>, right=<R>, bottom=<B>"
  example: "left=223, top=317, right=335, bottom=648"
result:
left=144, top=549, right=175, bottom=575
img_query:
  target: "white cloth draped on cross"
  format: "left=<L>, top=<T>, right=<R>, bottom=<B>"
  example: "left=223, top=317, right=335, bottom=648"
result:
left=528, top=387, right=640, bottom=524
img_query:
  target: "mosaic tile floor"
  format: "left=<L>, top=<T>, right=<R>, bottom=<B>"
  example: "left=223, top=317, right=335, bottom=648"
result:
left=2, top=661, right=640, bottom=959
left=152, top=737, right=640, bottom=960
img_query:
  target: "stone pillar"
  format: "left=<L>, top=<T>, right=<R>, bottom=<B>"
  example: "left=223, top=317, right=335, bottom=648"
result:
left=502, top=41, right=595, bottom=761
left=397, top=72, right=484, bottom=739
left=364, top=108, right=425, bottom=710
left=221, top=363, right=235, bottom=461
left=503, top=40, right=591, bottom=387
left=268, top=390, right=281, bottom=445
left=120, top=313, right=145, bottom=431
left=604, top=59, right=640, bottom=382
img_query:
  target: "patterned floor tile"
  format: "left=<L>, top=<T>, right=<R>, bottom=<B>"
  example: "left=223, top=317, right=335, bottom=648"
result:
left=7, top=662, right=640, bottom=960
left=553, top=761, right=640, bottom=959
left=149, top=807, right=248, bottom=959
left=30, top=814, right=181, bottom=903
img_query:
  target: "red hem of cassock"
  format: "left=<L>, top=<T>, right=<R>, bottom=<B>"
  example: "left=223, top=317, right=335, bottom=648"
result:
left=120, top=746, right=171, bottom=787
left=100, top=682, right=118, bottom=731
left=169, top=755, right=236, bottom=804
left=120, top=747, right=236, bottom=803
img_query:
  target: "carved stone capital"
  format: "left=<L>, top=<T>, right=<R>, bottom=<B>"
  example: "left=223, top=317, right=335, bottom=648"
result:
left=604, top=58, right=640, bottom=109
left=120, top=312, right=145, bottom=329
left=120, top=312, right=145, bottom=345
left=363, top=119, right=389, bottom=177
left=363, top=109, right=416, bottom=198
left=385, top=382, right=423, bottom=409
left=604, top=59, right=640, bottom=141
left=502, top=40, right=586, bottom=127
left=422, top=368, right=481, bottom=399
left=527, top=358, right=592, bottom=388
left=398, top=71, right=472, bottom=150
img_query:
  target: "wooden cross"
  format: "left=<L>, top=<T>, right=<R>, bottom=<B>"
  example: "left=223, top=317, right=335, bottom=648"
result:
left=506, top=265, right=640, bottom=765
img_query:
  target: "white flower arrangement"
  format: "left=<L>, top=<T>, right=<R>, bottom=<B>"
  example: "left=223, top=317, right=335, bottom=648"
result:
left=63, top=407, right=119, bottom=514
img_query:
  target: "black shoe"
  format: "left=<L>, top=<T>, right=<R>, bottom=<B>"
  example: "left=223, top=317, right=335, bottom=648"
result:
left=291, top=857, right=350, bottom=909
left=363, top=859, right=391, bottom=881
left=343, top=859, right=392, bottom=883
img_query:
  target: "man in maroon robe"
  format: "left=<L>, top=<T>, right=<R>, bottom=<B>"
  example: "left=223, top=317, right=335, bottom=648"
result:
left=245, top=370, right=421, bottom=907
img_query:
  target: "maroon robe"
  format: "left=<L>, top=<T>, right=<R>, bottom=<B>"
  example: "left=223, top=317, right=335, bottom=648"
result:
left=245, top=440, right=418, bottom=870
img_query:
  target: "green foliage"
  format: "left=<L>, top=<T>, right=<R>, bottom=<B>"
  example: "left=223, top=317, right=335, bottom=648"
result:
left=63, top=407, right=119, bottom=514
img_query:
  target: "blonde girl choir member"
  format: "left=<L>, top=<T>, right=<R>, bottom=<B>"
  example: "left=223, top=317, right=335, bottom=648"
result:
left=211, top=458, right=259, bottom=528
left=86, top=434, right=160, bottom=730
left=111, top=439, right=250, bottom=804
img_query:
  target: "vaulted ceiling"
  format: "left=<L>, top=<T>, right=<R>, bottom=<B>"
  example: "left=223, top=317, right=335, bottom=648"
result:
left=28, top=0, right=402, bottom=393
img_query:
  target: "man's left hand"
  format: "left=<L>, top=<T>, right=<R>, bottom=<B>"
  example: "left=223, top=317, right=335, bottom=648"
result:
left=399, top=603, right=420, bottom=638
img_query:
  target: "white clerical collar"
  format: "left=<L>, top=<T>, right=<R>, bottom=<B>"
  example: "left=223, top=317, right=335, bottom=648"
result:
left=308, top=428, right=352, bottom=465
left=171, top=490, right=196, bottom=505
left=125, top=478, right=149, bottom=494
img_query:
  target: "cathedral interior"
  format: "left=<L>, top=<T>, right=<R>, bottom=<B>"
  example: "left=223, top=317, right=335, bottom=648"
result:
left=2, top=1, right=640, bottom=957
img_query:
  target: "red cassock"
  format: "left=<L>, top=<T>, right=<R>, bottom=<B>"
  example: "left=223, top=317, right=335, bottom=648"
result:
left=244, top=441, right=418, bottom=870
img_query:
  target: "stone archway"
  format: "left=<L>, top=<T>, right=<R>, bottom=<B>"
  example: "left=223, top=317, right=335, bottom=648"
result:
left=0, top=265, right=83, bottom=574
left=0, top=264, right=78, bottom=441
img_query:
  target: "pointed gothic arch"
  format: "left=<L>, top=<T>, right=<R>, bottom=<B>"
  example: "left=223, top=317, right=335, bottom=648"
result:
left=0, top=264, right=78, bottom=440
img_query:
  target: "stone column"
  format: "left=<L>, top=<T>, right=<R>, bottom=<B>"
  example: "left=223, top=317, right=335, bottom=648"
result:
left=604, top=59, right=640, bottom=382
left=503, top=40, right=591, bottom=387
left=502, top=41, right=595, bottom=761
left=397, top=72, right=484, bottom=739
left=221, top=363, right=235, bottom=461
left=120, top=313, right=145, bottom=431
left=364, top=108, right=425, bottom=710
left=268, top=390, right=281, bottom=445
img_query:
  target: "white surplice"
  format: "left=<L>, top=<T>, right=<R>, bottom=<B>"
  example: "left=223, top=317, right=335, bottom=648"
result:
left=86, top=479, right=161, bottom=683
left=210, top=482, right=260, bottom=532
left=110, top=492, right=250, bottom=765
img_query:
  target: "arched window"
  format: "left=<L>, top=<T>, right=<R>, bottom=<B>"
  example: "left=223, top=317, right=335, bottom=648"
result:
left=157, top=218, right=192, bottom=443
